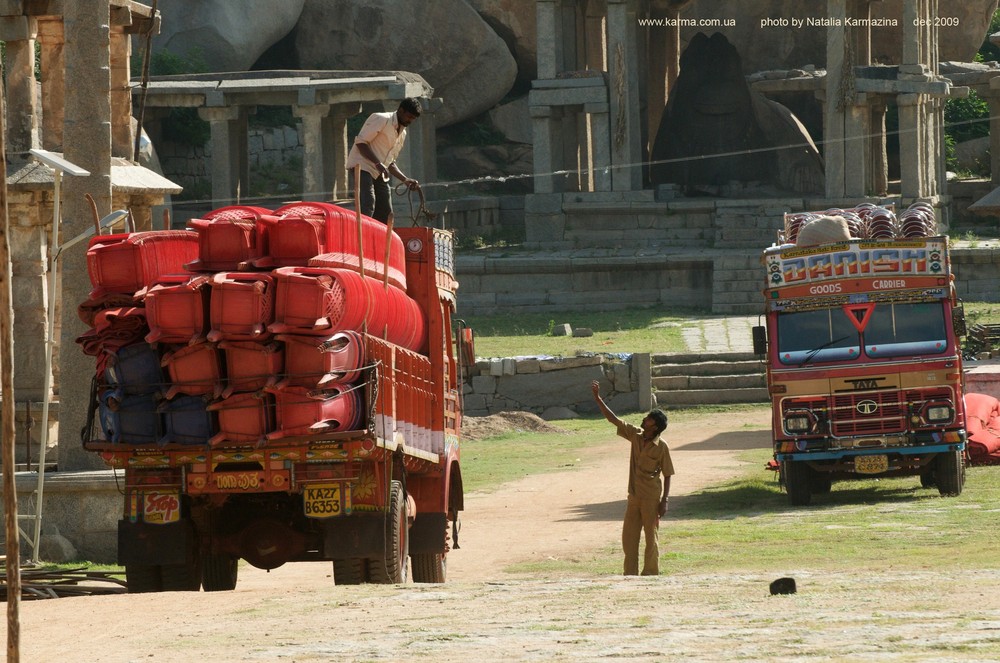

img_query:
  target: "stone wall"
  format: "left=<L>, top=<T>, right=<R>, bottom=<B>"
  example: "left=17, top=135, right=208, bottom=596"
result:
left=463, top=352, right=652, bottom=417
left=157, top=125, right=304, bottom=190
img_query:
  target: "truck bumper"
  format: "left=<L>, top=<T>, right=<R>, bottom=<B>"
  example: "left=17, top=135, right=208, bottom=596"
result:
left=776, top=441, right=964, bottom=463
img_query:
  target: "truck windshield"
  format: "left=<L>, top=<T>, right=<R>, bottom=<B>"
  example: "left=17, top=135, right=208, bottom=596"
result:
left=864, top=302, right=948, bottom=358
left=776, top=302, right=949, bottom=365
left=776, top=309, right=860, bottom=365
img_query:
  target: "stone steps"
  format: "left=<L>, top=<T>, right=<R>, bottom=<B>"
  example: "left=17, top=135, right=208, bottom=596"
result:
left=651, top=352, right=768, bottom=407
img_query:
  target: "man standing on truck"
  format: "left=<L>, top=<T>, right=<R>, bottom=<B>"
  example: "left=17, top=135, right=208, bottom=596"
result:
left=346, top=97, right=422, bottom=223
left=591, top=380, right=674, bottom=576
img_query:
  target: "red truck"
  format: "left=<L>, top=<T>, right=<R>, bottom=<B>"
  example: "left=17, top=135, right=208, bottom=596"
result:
left=754, top=204, right=967, bottom=505
left=80, top=205, right=469, bottom=590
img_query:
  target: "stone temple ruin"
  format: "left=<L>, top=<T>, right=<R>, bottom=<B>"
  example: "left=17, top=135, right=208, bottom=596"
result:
left=2, top=0, right=1000, bottom=562
left=452, top=0, right=1000, bottom=322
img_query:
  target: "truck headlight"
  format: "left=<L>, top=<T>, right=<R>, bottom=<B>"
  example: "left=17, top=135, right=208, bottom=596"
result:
left=924, top=404, right=953, bottom=423
left=784, top=412, right=813, bottom=434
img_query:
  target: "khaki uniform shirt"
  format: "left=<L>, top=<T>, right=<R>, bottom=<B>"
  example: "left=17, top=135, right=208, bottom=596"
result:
left=346, top=111, right=408, bottom=179
left=617, top=422, right=674, bottom=500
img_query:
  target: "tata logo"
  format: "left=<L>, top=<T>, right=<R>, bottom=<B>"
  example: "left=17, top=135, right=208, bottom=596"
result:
left=856, top=400, right=878, bottom=415
left=847, top=378, right=882, bottom=390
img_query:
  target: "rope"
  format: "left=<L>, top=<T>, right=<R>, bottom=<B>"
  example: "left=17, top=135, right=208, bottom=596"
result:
left=393, top=182, right=438, bottom=228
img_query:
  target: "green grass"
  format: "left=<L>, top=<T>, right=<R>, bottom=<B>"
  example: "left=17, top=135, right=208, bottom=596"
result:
left=965, top=302, right=1000, bottom=327
left=461, top=418, right=610, bottom=493
left=459, top=306, right=707, bottom=358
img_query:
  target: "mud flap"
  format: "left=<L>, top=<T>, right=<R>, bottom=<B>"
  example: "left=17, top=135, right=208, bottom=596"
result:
left=321, top=514, right=385, bottom=558
left=118, top=519, right=194, bottom=566
left=409, top=513, right=448, bottom=554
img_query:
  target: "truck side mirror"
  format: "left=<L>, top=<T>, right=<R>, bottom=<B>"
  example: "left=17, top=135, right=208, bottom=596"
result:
left=752, top=325, right=768, bottom=356
left=953, top=306, right=967, bottom=338
left=454, top=319, right=476, bottom=369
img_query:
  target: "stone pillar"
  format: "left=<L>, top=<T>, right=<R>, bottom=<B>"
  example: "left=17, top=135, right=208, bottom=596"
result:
left=897, top=92, right=923, bottom=199
left=329, top=103, right=361, bottom=200
left=537, top=0, right=563, bottom=79
left=531, top=105, right=559, bottom=193
left=198, top=105, right=248, bottom=206
left=588, top=102, right=612, bottom=191
left=645, top=6, right=669, bottom=156
left=824, top=0, right=848, bottom=197
left=902, top=0, right=919, bottom=65
left=109, top=25, right=133, bottom=159
left=844, top=97, right=870, bottom=197
left=583, top=0, right=606, bottom=71
left=11, top=223, right=48, bottom=403
left=870, top=100, right=889, bottom=196
left=606, top=0, right=642, bottom=191
left=38, top=17, right=66, bottom=151
left=61, top=0, right=114, bottom=471
left=989, top=95, right=1000, bottom=187
left=293, top=103, right=331, bottom=201
left=563, top=105, right=583, bottom=192
left=2, top=17, right=39, bottom=154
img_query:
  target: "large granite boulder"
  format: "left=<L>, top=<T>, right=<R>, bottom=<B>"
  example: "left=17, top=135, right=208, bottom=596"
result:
left=293, top=0, right=517, bottom=126
left=467, top=0, right=537, bottom=84
left=675, top=0, right=997, bottom=72
left=152, top=0, right=305, bottom=71
left=650, top=32, right=823, bottom=194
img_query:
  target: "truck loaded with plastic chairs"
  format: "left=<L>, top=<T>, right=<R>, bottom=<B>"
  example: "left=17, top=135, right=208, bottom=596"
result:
left=753, top=203, right=968, bottom=506
left=77, top=202, right=471, bottom=591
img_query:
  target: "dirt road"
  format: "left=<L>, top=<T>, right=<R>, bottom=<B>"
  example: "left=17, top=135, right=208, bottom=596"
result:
left=9, top=408, right=1000, bottom=662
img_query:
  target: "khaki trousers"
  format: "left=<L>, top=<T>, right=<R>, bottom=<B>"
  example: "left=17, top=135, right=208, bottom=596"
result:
left=622, top=494, right=660, bottom=576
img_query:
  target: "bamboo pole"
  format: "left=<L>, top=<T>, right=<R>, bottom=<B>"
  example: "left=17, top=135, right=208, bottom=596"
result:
left=354, top=165, right=369, bottom=336
left=0, top=61, right=22, bottom=661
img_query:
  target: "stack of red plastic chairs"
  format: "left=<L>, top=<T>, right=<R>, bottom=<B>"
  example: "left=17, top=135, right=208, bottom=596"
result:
left=964, top=392, right=1000, bottom=465
left=78, top=203, right=425, bottom=447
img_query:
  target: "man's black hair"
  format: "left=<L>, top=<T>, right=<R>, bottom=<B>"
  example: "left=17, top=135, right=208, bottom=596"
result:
left=399, top=97, right=422, bottom=116
left=647, top=409, right=668, bottom=435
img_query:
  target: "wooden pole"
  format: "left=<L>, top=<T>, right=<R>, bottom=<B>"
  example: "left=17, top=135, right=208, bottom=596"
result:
left=0, top=59, right=22, bottom=662
left=354, top=165, right=369, bottom=336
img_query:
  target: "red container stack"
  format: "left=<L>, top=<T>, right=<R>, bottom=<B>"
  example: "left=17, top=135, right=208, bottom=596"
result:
left=81, top=201, right=425, bottom=446
left=141, top=274, right=211, bottom=345
left=275, top=331, right=366, bottom=389
left=185, top=205, right=276, bottom=271
left=208, top=272, right=275, bottom=342
left=86, top=230, right=199, bottom=300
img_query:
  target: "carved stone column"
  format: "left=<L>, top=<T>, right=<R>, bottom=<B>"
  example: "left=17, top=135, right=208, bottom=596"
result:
left=198, top=105, right=249, bottom=205
left=38, top=17, right=65, bottom=151
left=293, top=103, right=331, bottom=201
left=2, top=17, right=39, bottom=154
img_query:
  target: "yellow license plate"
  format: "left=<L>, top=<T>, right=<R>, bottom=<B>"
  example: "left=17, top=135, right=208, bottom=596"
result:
left=303, top=483, right=350, bottom=518
left=855, top=454, right=888, bottom=474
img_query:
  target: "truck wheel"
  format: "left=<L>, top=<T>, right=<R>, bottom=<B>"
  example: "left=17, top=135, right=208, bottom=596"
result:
left=936, top=449, right=965, bottom=496
left=919, top=467, right=936, bottom=488
left=202, top=552, right=239, bottom=591
left=368, top=480, right=409, bottom=584
left=808, top=472, right=832, bottom=495
left=411, top=553, right=446, bottom=583
left=332, top=558, right=366, bottom=585
left=161, top=558, right=202, bottom=591
left=783, top=461, right=812, bottom=506
left=125, top=564, right=162, bottom=593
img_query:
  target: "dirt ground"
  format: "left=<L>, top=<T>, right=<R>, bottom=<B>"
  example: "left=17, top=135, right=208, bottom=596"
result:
left=7, top=408, right=1000, bottom=662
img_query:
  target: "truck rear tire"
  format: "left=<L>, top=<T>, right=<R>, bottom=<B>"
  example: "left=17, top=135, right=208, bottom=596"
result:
left=936, top=449, right=965, bottom=496
left=783, top=460, right=812, bottom=506
left=161, top=559, right=202, bottom=591
left=411, top=553, right=446, bottom=583
left=332, top=558, right=366, bottom=585
left=202, top=552, right=239, bottom=591
left=368, top=480, right=408, bottom=584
